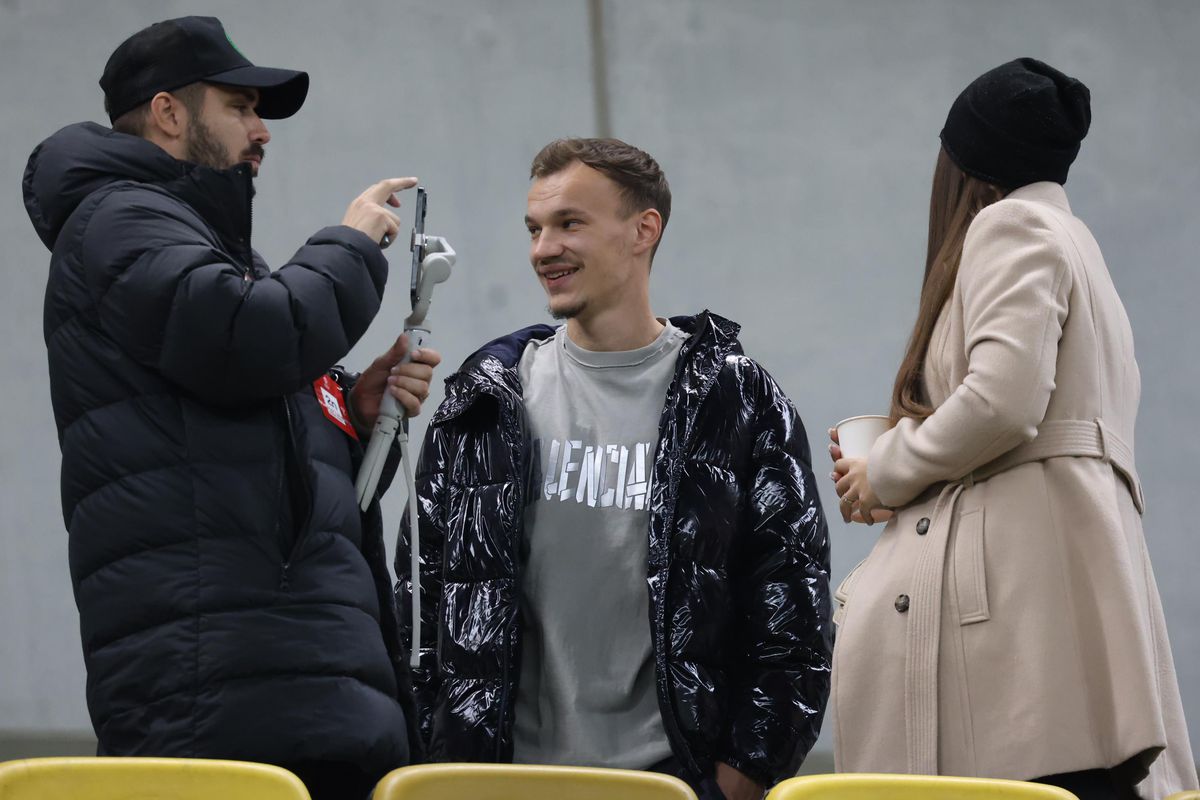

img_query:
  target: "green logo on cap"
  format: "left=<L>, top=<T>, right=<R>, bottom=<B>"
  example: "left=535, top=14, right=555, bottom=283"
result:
left=226, top=33, right=244, bottom=57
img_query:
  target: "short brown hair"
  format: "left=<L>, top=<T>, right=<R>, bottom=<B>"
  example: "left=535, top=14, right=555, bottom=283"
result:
left=530, top=137, right=671, bottom=257
left=106, top=82, right=207, bottom=137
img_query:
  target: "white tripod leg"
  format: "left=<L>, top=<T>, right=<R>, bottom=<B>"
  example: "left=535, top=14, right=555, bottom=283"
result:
left=354, top=327, right=430, bottom=511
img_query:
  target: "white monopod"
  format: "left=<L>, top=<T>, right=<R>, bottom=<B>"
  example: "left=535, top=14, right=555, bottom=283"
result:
left=355, top=191, right=454, bottom=667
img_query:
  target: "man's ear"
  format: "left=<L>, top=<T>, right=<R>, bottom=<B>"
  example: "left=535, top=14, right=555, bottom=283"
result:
left=146, top=91, right=189, bottom=141
left=631, top=208, right=663, bottom=257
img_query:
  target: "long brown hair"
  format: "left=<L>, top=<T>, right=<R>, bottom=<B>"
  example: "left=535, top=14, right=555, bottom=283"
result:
left=889, top=148, right=1007, bottom=425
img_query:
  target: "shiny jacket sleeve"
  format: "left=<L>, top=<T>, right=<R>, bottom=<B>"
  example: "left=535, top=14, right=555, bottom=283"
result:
left=79, top=186, right=388, bottom=405
left=718, top=364, right=833, bottom=786
left=395, top=421, right=453, bottom=752
left=867, top=200, right=1073, bottom=508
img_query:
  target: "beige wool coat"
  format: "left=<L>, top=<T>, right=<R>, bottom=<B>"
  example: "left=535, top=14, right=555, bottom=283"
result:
left=831, top=182, right=1197, bottom=799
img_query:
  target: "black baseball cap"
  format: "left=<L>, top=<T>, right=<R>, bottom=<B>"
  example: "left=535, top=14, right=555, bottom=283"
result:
left=100, top=16, right=309, bottom=122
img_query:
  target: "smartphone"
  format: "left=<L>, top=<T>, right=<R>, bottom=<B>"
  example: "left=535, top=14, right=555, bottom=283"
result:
left=409, top=186, right=427, bottom=306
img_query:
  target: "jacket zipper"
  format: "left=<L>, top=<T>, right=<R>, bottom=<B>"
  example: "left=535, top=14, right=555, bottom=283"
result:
left=242, top=167, right=255, bottom=278
left=279, top=395, right=314, bottom=588
left=242, top=171, right=312, bottom=590
left=496, top=389, right=525, bottom=762
left=651, top=327, right=716, bottom=778
left=273, top=420, right=288, bottom=586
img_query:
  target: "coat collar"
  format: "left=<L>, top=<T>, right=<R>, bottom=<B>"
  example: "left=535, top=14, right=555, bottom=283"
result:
left=1006, top=181, right=1072, bottom=215
left=161, top=162, right=256, bottom=257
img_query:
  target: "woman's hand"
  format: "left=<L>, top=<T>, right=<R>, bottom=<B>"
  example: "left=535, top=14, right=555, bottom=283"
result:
left=828, top=428, right=892, bottom=525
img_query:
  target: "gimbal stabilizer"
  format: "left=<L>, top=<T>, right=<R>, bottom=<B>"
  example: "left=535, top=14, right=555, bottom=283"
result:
left=354, top=190, right=454, bottom=666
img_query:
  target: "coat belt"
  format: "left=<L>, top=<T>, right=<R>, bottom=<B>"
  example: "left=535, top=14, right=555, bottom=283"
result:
left=964, top=417, right=1144, bottom=514
left=904, top=417, right=1142, bottom=774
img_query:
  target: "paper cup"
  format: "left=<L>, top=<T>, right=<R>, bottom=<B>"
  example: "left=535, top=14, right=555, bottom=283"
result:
left=835, top=415, right=890, bottom=459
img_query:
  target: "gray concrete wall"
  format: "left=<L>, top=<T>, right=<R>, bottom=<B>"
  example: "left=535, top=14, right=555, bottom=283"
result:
left=1, top=0, right=1195, bottom=766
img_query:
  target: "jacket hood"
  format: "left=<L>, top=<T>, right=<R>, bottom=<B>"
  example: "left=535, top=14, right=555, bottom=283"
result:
left=23, top=122, right=187, bottom=250
left=461, top=323, right=558, bottom=372
left=668, top=311, right=740, bottom=346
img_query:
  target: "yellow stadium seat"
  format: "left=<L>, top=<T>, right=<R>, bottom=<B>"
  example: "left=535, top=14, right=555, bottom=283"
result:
left=766, top=773, right=1079, bottom=800
left=1165, top=792, right=1200, bottom=800
left=0, top=756, right=311, bottom=799
left=373, top=763, right=698, bottom=800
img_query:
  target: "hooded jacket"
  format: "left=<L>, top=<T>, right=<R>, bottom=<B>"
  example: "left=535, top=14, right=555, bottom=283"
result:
left=25, top=122, right=416, bottom=775
left=395, top=313, right=832, bottom=787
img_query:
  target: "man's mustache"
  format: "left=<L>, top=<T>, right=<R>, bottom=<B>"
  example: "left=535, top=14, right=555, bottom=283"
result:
left=243, top=143, right=266, bottom=162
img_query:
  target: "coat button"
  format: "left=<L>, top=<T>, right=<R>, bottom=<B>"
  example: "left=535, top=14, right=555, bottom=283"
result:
left=916, top=517, right=930, bottom=535
left=895, top=594, right=910, bottom=613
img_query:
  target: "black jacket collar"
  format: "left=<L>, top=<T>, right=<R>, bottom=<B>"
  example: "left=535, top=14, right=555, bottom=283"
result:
left=162, top=162, right=255, bottom=257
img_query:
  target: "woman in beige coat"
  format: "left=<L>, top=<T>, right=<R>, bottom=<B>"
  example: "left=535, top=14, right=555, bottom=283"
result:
left=829, top=59, right=1196, bottom=800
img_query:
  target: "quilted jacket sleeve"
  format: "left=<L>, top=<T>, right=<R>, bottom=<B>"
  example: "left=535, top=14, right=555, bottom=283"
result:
left=79, top=186, right=389, bottom=405
left=717, top=363, right=833, bottom=786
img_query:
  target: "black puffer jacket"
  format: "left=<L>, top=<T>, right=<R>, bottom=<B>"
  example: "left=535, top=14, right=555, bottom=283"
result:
left=25, top=122, right=416, bottom=775
left=395, top=313, right=831, bottom=787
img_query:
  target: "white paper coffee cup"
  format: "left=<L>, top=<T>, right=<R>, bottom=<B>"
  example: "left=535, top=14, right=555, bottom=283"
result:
left=834, top=415, right=890, bottom=459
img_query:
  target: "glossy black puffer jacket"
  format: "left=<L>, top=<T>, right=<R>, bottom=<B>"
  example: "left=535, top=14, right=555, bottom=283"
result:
left=25, top=122, right=417, bottom=776
left=396, top=312, right=832, bottom=787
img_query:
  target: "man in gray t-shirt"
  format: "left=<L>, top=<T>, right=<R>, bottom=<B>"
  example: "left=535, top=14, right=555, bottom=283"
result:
left=513, top=321, right=687, bottom=768
left=399, top=138, right=831, bottom=800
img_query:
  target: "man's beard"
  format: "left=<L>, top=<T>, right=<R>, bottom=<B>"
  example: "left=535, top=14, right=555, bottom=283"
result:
left=185, top=117, right=264, bottom=172
left=548, top=300, right=585, bottom=320
left=541, top=260, right=584, bottom=320
left=185, top=116, right=234, bottom=170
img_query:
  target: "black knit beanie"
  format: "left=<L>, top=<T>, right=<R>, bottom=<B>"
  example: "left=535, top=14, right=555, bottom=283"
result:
left=940, top=57, right=1091, bottom=188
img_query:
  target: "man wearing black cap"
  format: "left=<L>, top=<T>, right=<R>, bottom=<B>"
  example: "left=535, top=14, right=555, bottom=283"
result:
left=23, top=16, right=437, bottom=799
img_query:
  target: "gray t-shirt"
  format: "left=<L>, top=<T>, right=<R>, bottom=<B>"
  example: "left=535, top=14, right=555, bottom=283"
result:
left=512, top=321, right=688, bottom=769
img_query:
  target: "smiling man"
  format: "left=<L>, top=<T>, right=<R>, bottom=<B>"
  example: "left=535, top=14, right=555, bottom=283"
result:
left=397, top=138, right=832, bottom=799
left=24, top=16, right=440, bottom=800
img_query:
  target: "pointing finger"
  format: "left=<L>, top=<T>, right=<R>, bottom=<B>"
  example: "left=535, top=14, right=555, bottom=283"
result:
left=365, top=177, right=418, bottom=204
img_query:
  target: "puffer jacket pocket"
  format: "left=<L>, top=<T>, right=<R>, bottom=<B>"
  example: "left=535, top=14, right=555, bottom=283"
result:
left=953, top=508, right=990, bottom=625
left=833, top=558, right=868, bottom=627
